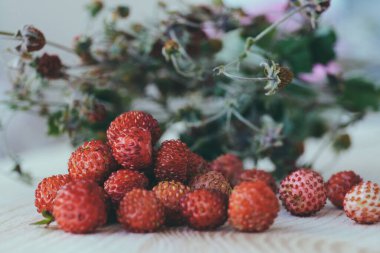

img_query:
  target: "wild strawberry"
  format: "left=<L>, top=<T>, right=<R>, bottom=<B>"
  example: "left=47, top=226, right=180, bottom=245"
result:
left=209, top=153, right=243, bottom=184
left=235, top=169, right=277, bottom=192
left=152, top=181, right=190, bottom=226
left=107, top=111, right=161, bottom=145
left=279, top=169, right=327, bottom=216
left=228, top=181, right=279, bottom=232
left=154, top=140, right=190, bottom=183
left=343, top=181, right=380, bottom=224
left=187, top=152, right=209, bottom=179
left=53, top=180, right=107, bottom=234
left=104, top=169, right=149, bottom=204
left=109, top=127, right=152, bottom=170
left=117, top=189, right=165, bottom=233
left=189, top=171, right=231, bottom=196
left=34, top=174, right=71, bottom=214
left=326, top=170, right=362, bottom=209
left=68, top=140, right=116, bottom=184
left=180, top=189, right=227, bottom=230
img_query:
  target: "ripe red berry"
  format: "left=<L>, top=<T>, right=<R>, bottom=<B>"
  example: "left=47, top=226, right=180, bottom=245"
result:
left=68, top=140, right=116, bottom=184
left=152, top=181, right=190, bottom=226
left=104, top=169, right=149, bottom=204
left=189, top=171, right=231, bottom=196
left=53, top=180, right=107, bottom=234
left=279, top=169, right=327, bottom=216
left=187, top=152, right=209, bottom=179
left=235, top=169, right=277, bottom=192
left=107, top=111, right=161, bottom=145
left=326, top=170, right=362, bottom=209
left=154, top=140, right=190, bottom=183
left=35, top=174, right=71, bottom=214
left=117, top=189, right=165, bottom=233
left=109, top=127, right=152, bottom=170
left=180, top=189, right=227, bottom=230
left=228, top=181, right=279, bottom=232
left=209, top=153, right=243, bottom=184
left=343, top=181, right=380, bottom=224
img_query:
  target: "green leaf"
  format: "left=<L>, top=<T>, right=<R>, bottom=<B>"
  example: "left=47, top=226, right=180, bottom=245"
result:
left=47, top=110, right=65, bottom=136
left=31, top=211, right=54, bottom=226
left=86, top=1, right=103, bottom=17
left=274, top=36, right=313, bottom=74
left=310, top=28, right=337, bottom=64
left=338, top=78, right=380, bottom=112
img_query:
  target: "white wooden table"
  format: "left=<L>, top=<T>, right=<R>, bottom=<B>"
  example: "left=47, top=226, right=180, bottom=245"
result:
left=1, top=175, right=379, bottom=253
left=1, top=114, right=380, bottom=253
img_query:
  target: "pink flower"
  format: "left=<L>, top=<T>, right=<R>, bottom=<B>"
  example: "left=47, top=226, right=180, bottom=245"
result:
left=202, top=21, right=223, bottom=39
left=299, top=62, right=342, bottom=87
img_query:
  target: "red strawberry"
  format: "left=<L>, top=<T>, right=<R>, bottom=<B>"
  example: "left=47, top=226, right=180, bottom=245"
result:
left=235, top=169, right=277, bottom=192
left=228, top=181, right=279, bottom=232
left=343, top=181, right=380, bottom=224
left=326, top=170, right=362, bottom=209
left=210, top=153, right=243, bottom=184
left=117, top=189, right=165, bottom=233
left=35, top=174, right=71, bottom=214
left=53, top=180, right=107, bottom=234
left=189, top=171, right=231, bottom=196
left=154, top=140, right=190, bottom=183
left=187, top=152, right=209, bottom=179
left=109, top=127, right=152, bottom=170
left=279, top=169, right=327, bottom=216
left=68, top=140, right=116, bottom=184
left=107, top=111, right=161, bottom=145
left=180, top=189, right=227, bottom=230
left=104, top=169, right=149, bottom=204
left=152, top=181, right=190, bottom=226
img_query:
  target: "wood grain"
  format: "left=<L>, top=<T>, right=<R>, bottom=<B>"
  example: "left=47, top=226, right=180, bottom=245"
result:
left=1, top=178, right=379, bottom=253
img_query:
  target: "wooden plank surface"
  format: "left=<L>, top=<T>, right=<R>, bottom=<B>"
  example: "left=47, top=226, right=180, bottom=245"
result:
left=0, top=174, right=379, bottom=253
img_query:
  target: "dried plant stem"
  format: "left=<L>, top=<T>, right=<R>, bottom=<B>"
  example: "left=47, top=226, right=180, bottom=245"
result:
left=0, top=31, right=75, bottom=54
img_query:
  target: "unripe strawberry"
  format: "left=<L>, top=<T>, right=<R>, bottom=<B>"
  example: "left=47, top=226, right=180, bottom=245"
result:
left=152, top=181, right=190, bottom=226
left=279, top=169, right=327, bottom=216
left=343, top=181, right=380, bottom=224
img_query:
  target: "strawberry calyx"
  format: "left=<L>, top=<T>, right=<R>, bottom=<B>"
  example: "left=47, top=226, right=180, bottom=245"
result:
left=31, top=210, right=54, bottom=226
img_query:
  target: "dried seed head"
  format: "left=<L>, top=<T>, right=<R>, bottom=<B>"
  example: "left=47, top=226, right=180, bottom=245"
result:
left=163, top=40, right=179, bottom=55
left=35, top=53, right=64, bottom=79
left=278, top=66, right=294, bottom=89
left=16, top=25, right=46, bottom=52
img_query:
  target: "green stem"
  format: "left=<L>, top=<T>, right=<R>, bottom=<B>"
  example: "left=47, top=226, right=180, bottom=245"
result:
left=231, top=109, right=260, bottom=132
left=222, top=71, right=274, bottom=82
left=245, top=4, right=312, bottom=51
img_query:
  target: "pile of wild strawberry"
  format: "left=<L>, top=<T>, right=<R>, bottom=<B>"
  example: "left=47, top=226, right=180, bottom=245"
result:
left=34, top=111, right=380, bottom=234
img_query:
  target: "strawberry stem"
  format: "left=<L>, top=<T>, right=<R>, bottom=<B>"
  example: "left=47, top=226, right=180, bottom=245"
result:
left=31, top=210, right=55, bottom=226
